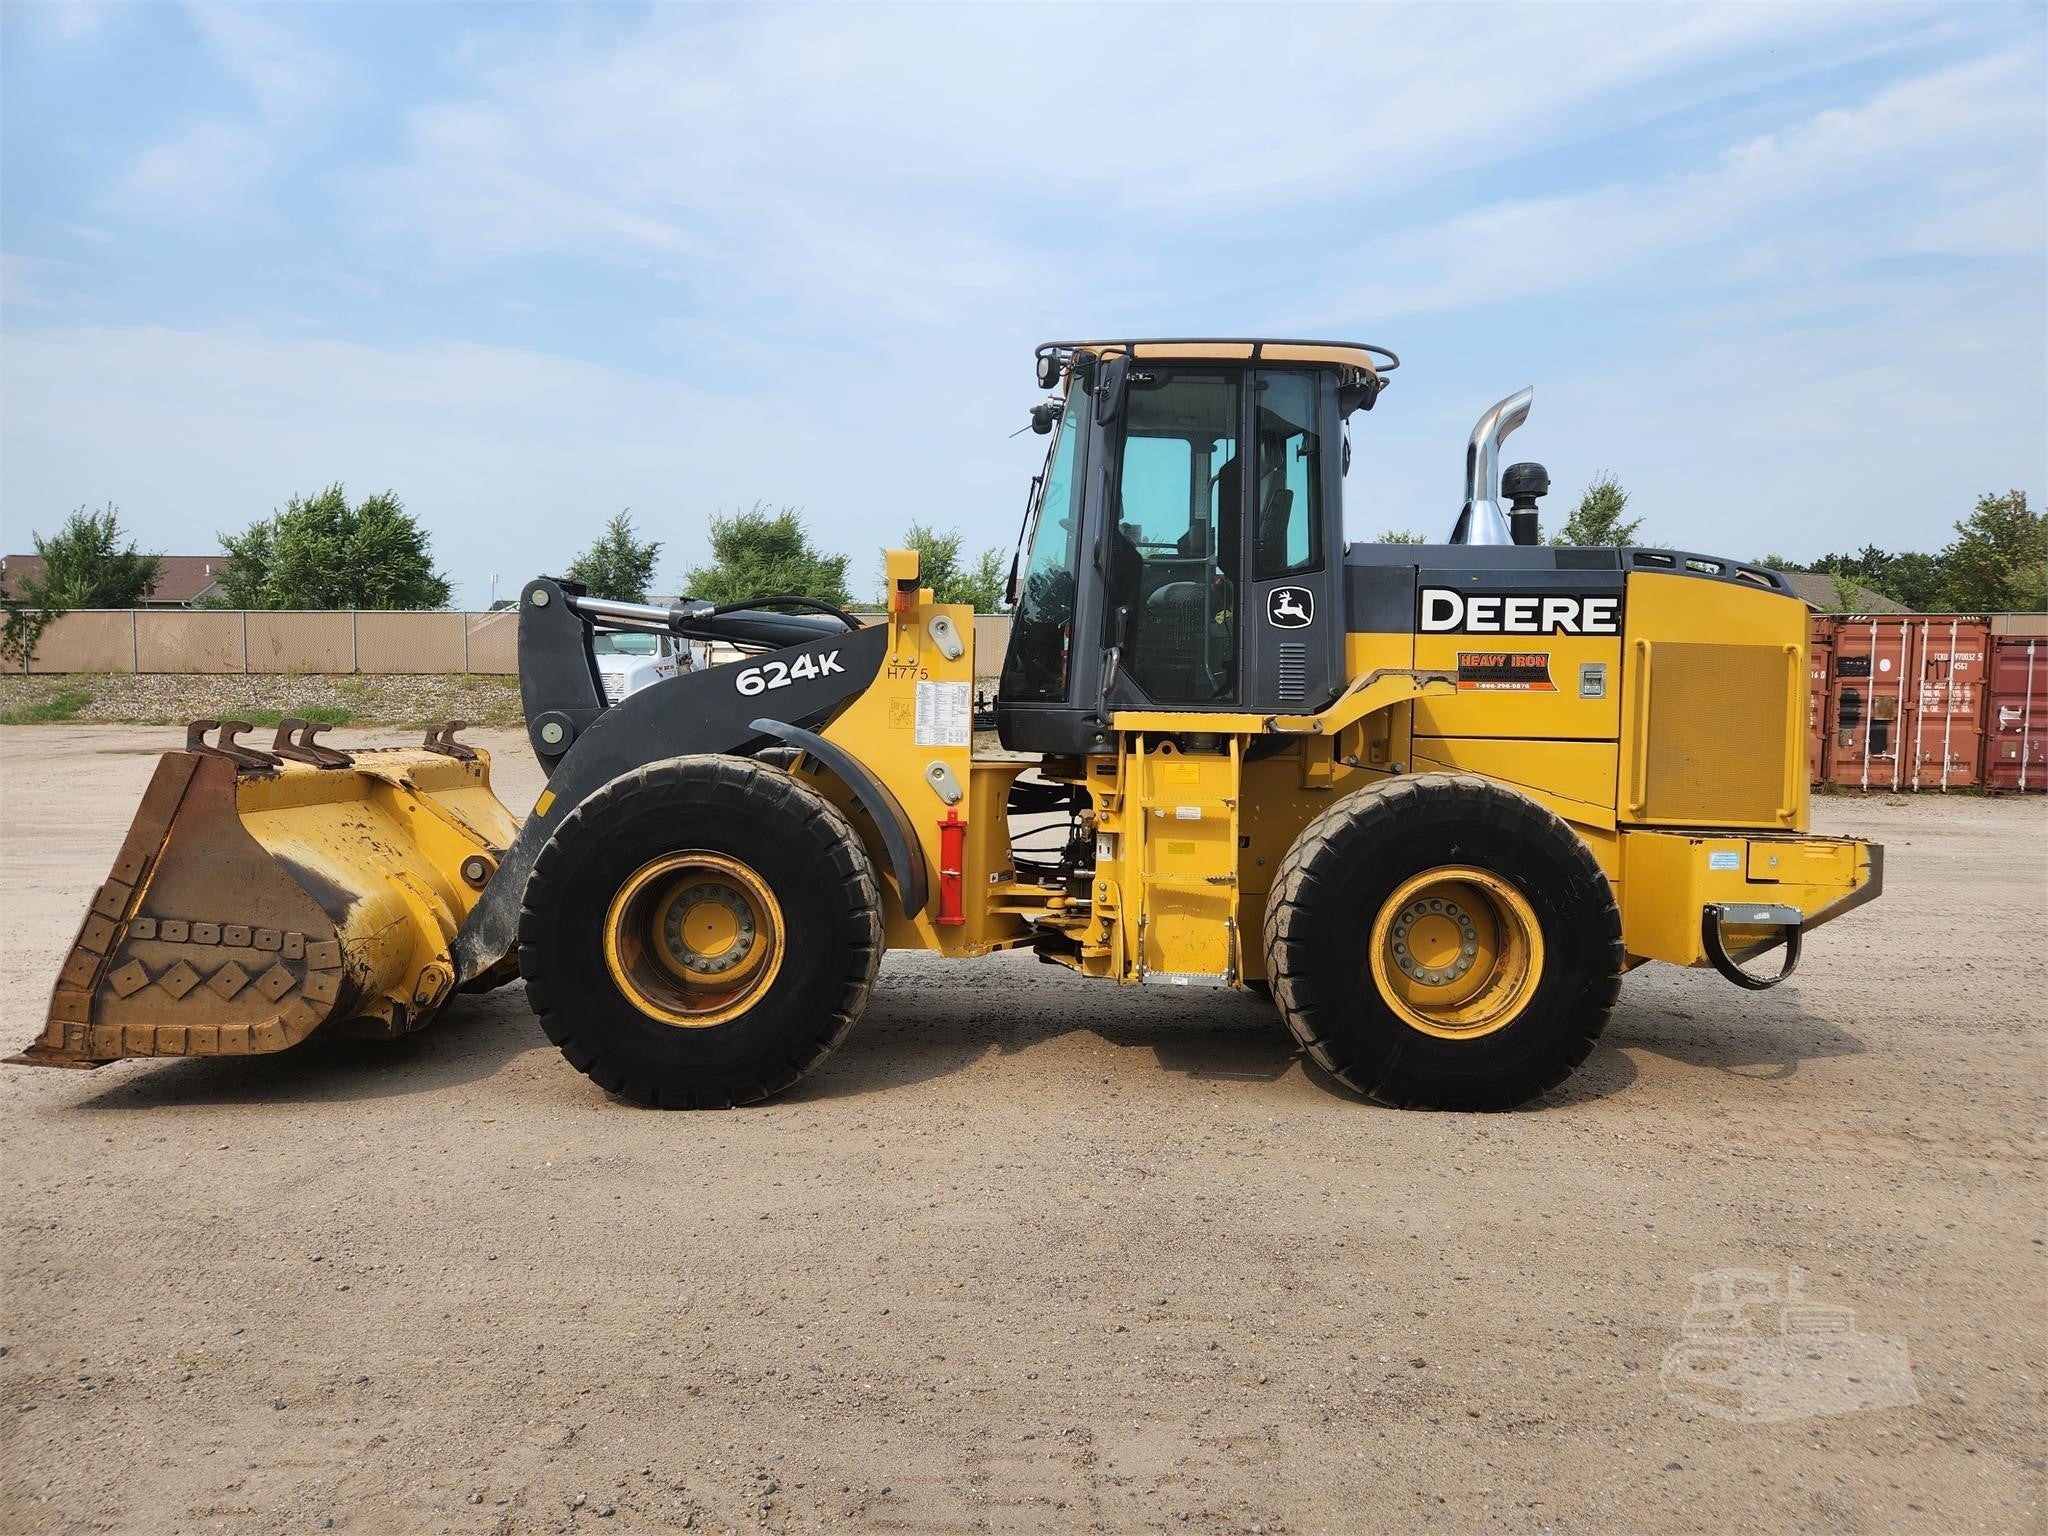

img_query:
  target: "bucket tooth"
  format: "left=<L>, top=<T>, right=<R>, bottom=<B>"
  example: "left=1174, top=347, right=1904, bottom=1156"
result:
left=422, top=720, right=478, bottom=762
left=271, top=718, right=353, bottom=768
left=185, top=718, right=280, bottom=773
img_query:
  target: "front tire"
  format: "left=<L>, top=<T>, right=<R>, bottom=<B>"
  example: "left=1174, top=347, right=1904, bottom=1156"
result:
left=1263, top=773, right=1622, bottom=1110
left=518, top=755, right=882, bottom=1108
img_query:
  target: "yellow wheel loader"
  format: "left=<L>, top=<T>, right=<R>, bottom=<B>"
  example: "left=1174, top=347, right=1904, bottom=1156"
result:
left=15, top=339, right=1883, bottom=1109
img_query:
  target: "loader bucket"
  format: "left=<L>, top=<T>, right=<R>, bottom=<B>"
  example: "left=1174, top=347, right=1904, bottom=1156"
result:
left=11, top=720, right=522, bottom=1069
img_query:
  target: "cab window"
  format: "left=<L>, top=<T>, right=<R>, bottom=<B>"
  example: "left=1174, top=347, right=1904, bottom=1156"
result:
left=1000, top=392, right=1088, bottom=702
left=1253, top=371, right=1322, bottom=580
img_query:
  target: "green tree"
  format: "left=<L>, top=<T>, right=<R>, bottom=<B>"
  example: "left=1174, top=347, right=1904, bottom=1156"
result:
left=1874, top=549, right=1945, bottom=610
left=1, top=505, right=162, bottom=664
left=881, top=523, right=1008, bottom=611
left=1938, top=490, right=2045, bottom=612
left=1811, top=545, right=1893, bottom=589
left=1753, top=553, right=1805, bottom=572
left=219, top=485, right=451, bottom=609
left=1374, top=529, right=1427, bottom=545
left=681, top=503, right=851, bottom=608
left=565, top=510, right=663, bottom=602
left=1798, top=544, right=1951, bottom=611
left=1551, top=474, right=1643, bottom=547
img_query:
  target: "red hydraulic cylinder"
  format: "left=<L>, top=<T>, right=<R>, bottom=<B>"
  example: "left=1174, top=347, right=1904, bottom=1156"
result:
left=937, top=809, right=966, bottom=926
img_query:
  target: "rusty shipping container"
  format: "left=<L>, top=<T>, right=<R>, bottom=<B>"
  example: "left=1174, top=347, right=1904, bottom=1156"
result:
left=1808, top=615, right=1834, bottom=786
left=1983, top=635, right=2046, bottom=792
left=1822, top=615, right=1990, bottom=791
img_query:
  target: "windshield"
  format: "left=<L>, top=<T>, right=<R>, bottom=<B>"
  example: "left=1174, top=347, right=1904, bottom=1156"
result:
left=1000, top=390, right=1087, bottom=702
left=593, top=632, right=660, bottom=656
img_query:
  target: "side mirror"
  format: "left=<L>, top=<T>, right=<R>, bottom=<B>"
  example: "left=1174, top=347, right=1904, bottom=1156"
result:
left=1095, top=354, right=1130, bottom=426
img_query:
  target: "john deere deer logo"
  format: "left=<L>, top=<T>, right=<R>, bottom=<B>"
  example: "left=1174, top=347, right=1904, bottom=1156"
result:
left=1268, top=587, right=1313, bottom=628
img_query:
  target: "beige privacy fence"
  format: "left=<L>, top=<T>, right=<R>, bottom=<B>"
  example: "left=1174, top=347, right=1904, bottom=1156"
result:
left=21, top=610, right=522, bottom=675
left=20, top=610, right=1017, bottom=676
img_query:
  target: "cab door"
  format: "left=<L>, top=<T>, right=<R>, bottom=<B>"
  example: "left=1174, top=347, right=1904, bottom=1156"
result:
left=1100, top=368, right=1244, bottom=707
left=1241, top=369, right=1345, bottom=711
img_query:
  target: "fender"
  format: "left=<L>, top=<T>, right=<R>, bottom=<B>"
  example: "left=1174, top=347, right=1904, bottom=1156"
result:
left=747, top=719, right=930, bottom=921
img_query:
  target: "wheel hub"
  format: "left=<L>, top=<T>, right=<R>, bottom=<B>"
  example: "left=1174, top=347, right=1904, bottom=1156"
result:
left=1390, top=898, right=1480, bottom=986
left=664, top=883, right=757, bottom=975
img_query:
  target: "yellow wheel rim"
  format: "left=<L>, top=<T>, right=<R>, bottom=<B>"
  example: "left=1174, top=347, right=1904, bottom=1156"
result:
left=1367, top=865, right=1544, bottom=1040
left=603, top=852, right=784, bottom=1028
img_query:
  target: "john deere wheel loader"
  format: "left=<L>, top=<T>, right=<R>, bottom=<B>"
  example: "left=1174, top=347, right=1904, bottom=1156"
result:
left=15, top=339, right=1882, bottom=1109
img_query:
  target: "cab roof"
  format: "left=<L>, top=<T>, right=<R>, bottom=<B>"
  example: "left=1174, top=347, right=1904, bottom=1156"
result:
left=1039, top=337, right=1397, bottom=379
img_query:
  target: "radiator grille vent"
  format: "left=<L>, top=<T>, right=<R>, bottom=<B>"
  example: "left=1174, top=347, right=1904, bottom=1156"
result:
left=1276, top=643, right=1308, bottom=702
left=1638, top=641, right=1788, bottom=823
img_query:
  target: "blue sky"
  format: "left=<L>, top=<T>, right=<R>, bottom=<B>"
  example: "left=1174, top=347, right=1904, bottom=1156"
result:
left=3, top=1, right=2043, bottom=609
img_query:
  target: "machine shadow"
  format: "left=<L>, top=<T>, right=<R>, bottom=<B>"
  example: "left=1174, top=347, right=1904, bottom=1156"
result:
left=801, top=962, right=1868, bottom=1109
left=792, top=975, right=1298, bottom=1103
left=66, top=988, right=542, bottom=1110
left=1598, top=982, right=1869, bottom=1083
left=59, top=966, right=1865, bottom=1113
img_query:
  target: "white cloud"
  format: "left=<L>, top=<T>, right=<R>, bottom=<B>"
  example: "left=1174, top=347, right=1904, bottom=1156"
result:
left=185, top=2, right=344, bottom=117
left=104, top=3, right=346, bottom=225
left=109, top=119, right=276, bottom=222
left=334, top=3, right=1893, bottom=332
left=27, top=0, right=109, bottom=43
left=2, top=255, right=51, bottom=310
left=1344, top=50, right=2045, bottom=317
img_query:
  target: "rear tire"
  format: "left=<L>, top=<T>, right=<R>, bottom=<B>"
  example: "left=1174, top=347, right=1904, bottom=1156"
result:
left=518, top=755, right=882, bottom=1108
left=1263, top=772, right=1621, bottom=1110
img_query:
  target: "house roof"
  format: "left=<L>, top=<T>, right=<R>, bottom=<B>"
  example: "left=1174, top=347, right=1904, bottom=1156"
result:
left=0, top=553, right=227, bottom=606
left=1776, top=571, right=1913, bottom=613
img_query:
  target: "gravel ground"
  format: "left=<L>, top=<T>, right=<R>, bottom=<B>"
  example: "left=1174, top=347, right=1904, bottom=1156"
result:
left=0, top=673, right=525, bottom=727
left=0, top=727, right=2043, bottom=1535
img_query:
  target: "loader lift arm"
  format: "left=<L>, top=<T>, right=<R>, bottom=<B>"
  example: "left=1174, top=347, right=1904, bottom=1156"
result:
left=451, top=579, right=893, bottom=985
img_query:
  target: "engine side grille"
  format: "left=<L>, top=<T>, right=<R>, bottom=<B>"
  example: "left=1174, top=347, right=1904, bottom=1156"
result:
left=1635, top=641, right=1790, bottom=824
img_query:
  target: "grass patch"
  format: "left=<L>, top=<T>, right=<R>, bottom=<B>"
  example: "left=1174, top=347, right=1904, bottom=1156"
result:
left=0, top=688, right=95, bottom=724
left=240, top=705, right=356, bottom=728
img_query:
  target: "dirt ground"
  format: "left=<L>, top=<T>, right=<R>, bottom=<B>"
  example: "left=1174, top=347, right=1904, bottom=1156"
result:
left=0, top=726, right=2042, bottom=1536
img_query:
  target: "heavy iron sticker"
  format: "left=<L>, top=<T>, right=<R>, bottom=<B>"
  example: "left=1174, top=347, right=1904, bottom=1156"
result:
left=1456, top=651, right=1556, bottom=691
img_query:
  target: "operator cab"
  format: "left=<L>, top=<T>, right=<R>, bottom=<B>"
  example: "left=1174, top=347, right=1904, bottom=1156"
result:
left=998, top=339, right=1395, bottom=756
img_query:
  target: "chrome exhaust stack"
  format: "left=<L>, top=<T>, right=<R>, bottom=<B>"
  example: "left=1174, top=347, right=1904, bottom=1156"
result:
left=1449, top=386, right=1534, bottom=546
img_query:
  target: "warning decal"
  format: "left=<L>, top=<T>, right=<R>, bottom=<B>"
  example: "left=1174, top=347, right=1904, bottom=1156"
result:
left=1456, top=651, right=1556, bottom=691
left=914, top=679, right=971, bottom=746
